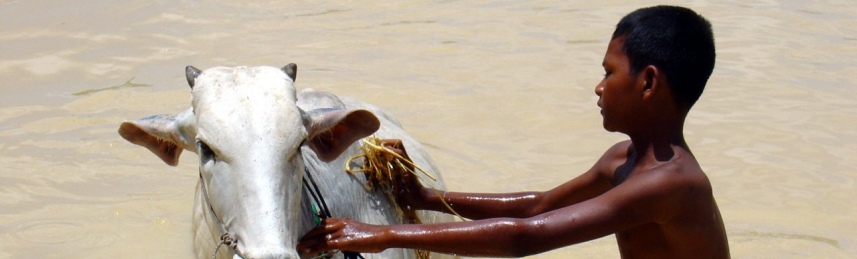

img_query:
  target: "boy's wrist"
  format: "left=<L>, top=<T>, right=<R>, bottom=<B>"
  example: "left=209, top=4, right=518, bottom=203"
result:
left=420, top=188, right=448, bottom=211
left=379, top=225, right=400, bottom=249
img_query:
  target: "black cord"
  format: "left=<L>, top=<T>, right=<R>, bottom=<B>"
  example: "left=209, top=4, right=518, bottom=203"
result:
left=304, top=168, right=332, bottom=218
left=303, top=168, right=365, bottom=259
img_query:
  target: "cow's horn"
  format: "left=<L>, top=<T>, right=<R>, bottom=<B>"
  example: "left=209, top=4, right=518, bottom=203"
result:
left=283, top=63, right=297, bottom=82
left=185, top=66, right=201, bottom=88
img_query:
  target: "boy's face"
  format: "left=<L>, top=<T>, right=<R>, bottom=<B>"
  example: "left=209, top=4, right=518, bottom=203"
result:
left=595, top=37, right=644, bottom=133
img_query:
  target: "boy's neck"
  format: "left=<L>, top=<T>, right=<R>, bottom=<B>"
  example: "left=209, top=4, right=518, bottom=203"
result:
left=629, top=133, right=687, bottom=163
left=627, top=113, right=690, bottom=164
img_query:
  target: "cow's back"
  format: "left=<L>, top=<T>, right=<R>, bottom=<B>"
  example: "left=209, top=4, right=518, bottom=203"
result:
left=297, top=90, right=455, bottom=258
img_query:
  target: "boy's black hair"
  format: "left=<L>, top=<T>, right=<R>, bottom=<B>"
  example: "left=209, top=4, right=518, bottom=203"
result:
left=612, top=5, right=715, bottom=110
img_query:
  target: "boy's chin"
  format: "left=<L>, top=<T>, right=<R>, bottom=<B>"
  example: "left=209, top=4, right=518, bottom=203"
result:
left=601, top=122, right=615, bottom=132
left=601, top=124, right=624, bottom=133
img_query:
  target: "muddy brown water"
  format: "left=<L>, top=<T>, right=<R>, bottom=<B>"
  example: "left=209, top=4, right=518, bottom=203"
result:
left=1, top=0, right=855, bottom=258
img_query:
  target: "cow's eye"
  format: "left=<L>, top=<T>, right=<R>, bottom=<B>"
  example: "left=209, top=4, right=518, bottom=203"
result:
left=197, top=141, right=216, bottom=164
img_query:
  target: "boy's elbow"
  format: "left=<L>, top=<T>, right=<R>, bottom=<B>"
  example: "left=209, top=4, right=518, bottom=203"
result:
left=521, top=192, right=549, bottom=218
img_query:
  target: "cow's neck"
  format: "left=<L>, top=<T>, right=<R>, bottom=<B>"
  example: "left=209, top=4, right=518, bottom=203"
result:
left=197, top=178, right=240, bottom=258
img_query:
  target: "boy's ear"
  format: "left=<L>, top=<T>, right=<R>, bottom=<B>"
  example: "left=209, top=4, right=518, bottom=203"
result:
left=641, top=65, right=660, bottom=101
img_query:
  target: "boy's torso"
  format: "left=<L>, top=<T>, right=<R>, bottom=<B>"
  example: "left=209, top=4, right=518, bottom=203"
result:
left=603, top=141, right=730, bottom=259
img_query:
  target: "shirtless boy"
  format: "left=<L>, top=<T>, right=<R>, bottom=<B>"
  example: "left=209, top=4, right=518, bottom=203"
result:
left=299, top=5, right=729, bottom=258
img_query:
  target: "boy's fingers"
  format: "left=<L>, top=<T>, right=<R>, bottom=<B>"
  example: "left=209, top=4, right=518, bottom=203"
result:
left=298, top=231, right=327, bottom=253
left=296, top=238, right=318, bottom=254
left=380, top=139, right=403, bottom=148
left=324, top=218, right=348, bottom=232
left=299, top=226, right=327, bottom=241
left=299, top=218, right=344, bottom=241
left=299, top=241, right=330, bottom=257
left=380, top=139, right=410, bottom=158
left=298, top=220, right=347, bottom=256
left=297, top=237, right=320, bottom=255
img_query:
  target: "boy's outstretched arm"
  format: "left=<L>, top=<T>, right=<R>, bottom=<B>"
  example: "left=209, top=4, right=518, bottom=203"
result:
left=298, top=165, right=683, bottom=257
left=396, top=143, right=625, bottom=220
left=404, top=168, right=613, bottom=219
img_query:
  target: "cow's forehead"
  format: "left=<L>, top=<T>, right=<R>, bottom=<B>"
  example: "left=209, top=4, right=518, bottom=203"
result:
left=192, top=66, right=296, bottom=102
left=191, top=66, right=296, bottom=112
left=190, top=66, right=302, bottom=144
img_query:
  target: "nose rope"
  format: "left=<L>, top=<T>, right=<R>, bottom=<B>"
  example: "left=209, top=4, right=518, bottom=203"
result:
left=303, top=168, right=366, bottom=259
left=213, top=233, right=238, bottom=259
left=199, top=173, right=242, bottom=259
left=303, top=169, right=332, bottom=219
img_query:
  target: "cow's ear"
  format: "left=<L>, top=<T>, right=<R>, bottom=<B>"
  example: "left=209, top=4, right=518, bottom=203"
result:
left=301, top=108, right=380, bottom=162
left=118, top=108, right=197, bottom=166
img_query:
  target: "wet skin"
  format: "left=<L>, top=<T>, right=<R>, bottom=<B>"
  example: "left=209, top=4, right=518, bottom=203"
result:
left=298, top=37, right=729, bottom=258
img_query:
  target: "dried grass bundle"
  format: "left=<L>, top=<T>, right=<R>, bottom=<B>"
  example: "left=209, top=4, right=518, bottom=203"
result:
left=345, top=137, right=463, bottom=259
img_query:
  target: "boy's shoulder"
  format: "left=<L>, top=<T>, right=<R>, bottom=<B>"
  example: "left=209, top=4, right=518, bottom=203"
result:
left=596, top=140, right=633, bottom=167
left=593, top=140, right=633, bottom=180
left=596, top=140, right=711, bottom=195
left=598, top=141, right=716, bottom=226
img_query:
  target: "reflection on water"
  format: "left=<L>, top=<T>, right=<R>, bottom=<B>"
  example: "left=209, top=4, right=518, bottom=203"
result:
left=72, top=77, right=150, bottom=96
left=1, top=0, right=856, bottom=258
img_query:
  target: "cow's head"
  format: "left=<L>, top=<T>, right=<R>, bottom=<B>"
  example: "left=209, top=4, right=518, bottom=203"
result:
left=118, top=64, right=379, bottom=259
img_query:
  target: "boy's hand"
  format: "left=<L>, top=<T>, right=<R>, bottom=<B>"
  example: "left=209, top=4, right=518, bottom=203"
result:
left=297, top=218, right=388, bottom=256
left=378, top=139, right=428, bottom=209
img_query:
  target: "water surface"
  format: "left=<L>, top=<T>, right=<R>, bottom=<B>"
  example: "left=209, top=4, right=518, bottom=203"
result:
left=1, top=0, right=855, bottom=258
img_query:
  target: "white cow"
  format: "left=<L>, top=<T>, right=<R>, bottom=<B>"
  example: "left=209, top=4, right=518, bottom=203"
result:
left=118, top=64, right=453, bottom=259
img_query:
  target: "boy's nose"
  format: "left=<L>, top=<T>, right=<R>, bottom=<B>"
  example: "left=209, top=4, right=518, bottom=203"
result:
left=595, top=83, right=604, bottom=96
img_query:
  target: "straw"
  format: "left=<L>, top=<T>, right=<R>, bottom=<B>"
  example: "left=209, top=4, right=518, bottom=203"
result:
left=345, top=137, right=465, bottom=221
